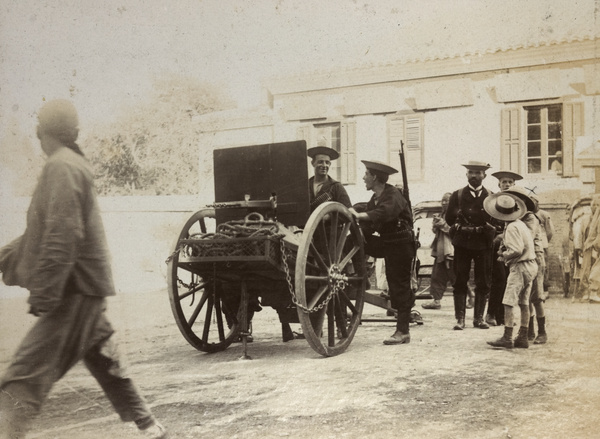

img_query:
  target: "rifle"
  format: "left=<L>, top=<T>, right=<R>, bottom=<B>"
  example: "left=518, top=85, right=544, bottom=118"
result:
left=398, top=140, right=412, bottom=213
left=399, top=141, right=421, bottom=290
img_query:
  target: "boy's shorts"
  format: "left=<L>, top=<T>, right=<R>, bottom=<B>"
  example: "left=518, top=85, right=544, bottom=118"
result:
left=502, top=260, right=538, bottom=307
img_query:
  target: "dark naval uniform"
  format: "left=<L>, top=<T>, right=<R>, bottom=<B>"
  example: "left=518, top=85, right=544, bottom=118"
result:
left=308, top=175, right=351, bottom=210
left=445, top=186, right=495, bottom=327
left=363, top=184, right=415, bottom=334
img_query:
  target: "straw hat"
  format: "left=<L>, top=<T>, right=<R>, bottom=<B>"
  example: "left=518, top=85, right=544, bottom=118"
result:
left=491, top=170, right=523, bottom=181
left=483, top=192, right=527, bottom=221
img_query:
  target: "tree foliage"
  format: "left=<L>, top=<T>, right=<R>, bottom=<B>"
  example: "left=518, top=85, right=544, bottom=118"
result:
left=84, top=74, right=234, bottom=195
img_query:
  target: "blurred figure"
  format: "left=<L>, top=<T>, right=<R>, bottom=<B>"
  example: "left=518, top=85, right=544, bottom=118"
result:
left=486, top=170, right=522, bottom=326
left=0, top=100, right=167, bottom=439
left=422, top=192, right=454, bottom=310
left=536, top=205, right=554, bottom=294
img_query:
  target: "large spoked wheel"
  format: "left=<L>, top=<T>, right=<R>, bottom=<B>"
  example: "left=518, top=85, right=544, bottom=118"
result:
left=167, top=208, right=240, bottom=352
left=295, top=202, right=366, bottom=356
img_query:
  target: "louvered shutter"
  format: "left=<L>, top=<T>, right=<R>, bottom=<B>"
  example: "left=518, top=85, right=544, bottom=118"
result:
left=500, top=108, right=521, bottom=173
left=563, top=102, right=584, bottom=177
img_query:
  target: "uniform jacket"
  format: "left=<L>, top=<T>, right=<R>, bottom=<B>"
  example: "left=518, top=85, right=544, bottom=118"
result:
left=364, top=184, right=412, bottom=236
left=309, top=175, right=351, bottom=211
left=1, top=147, right=115, bottom=312
left=501, top=219, right=536, bottom=266
left=445, top=185, right=493, bottom=250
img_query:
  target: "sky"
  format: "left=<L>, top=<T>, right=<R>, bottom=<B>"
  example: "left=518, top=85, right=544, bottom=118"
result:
left=0, top=0, right=597, bottom=136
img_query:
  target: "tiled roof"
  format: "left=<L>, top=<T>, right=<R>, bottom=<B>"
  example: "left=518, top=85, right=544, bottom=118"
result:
left=268, top=35, right=598, bottom=95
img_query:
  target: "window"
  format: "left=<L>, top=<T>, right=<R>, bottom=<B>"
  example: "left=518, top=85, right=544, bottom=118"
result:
left=525, top=104, right=562, bottom=175
left=297, top=121, right=356, bottom=184
left=501, top=102, right=583, bottom=177
left=388, top=114, right=424, bottom=183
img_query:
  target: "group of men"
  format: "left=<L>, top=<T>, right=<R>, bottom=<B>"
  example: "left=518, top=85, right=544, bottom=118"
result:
left=0, top=101, right=419, bottom=438
left=307, top=141, right=417, bottom=346
left=0, top=98, right=559, bottom=438
left=421, top=161, right=554, bottom=349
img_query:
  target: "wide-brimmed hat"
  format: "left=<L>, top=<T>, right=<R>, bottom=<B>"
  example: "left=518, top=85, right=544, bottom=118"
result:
left=504, top=186, right=536, bottom=212
left=492, top=170, right=523, bottom=181
left=462, top=161, right=491, bottom=171
left=307, top=146, right=339, bottom=160
left=361, top=160, right=398, bottom=175
left=483, top=192, right=527, bottom=221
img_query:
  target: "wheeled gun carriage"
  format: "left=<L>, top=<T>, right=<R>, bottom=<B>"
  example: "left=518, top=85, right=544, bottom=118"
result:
left=166, top=141, right=368, bottom=357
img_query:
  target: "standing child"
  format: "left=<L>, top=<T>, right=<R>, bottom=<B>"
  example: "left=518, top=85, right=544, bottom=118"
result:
left=483, top=193, right=537, bottom=349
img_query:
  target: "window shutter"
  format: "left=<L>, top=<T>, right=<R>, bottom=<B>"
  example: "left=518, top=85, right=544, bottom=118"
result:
left=340, top=121, right=356, bottom=184
left=563, top=102, right=584, bottom=177
left=501, top=108, right=521, bottom=173
left=405, top=115, right=423, bottom=180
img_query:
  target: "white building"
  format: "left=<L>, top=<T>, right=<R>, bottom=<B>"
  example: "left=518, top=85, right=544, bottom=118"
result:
left=195, top=35, right=600, bottom=290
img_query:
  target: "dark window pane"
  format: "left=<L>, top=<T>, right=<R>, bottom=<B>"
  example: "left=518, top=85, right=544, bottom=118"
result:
left=527, top=109, right=541, bottom=124
left=528, top=141, right=541, bottom=157
left=548, top=140, right=562, bottom=155
left=548, top=123, right=562, bottom=139
left=528, top=125, right=541, bottom=140
left=528, top=159, right=541, bottom=174
left=548, top=105, right=562, bottom=122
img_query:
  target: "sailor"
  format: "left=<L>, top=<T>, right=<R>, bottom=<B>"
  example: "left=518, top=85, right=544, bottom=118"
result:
left=350, top=160, right=415, bottom=345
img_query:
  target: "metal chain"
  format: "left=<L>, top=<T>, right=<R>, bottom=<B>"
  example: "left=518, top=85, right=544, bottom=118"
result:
left=279, top=239, right=344, bottom=314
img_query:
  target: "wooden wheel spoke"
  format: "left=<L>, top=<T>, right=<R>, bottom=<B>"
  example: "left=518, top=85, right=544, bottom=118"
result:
left=198, top=218, right=207, bottom=234
left=327, top=303, right=336, bottom=347
left=187, top=289, right=210, bottom=326
left=214, top=297, right=226, bottom=341
left=334, top=222, right=351, bottom=262
left=178, top=279, right=210, bottom=301
left=338, top=290, right=358, bottom=315
left=318, top=221, right=332, bottom=265
left=305, top=275, right=329, bottom=282
left=308, top=242, right=329, bottom=272
left=328, top=212, right=339, bottom=262
left=333, top=296, right=349, bottom=339
left=201, top=296, right=215, bottom=342
left=338, top=244, right=360, bottom=271
left=308, top=284, right=330, bottom=309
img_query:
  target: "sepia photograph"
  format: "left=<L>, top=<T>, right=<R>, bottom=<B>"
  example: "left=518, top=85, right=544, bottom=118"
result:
left=0, top=1, right=599, bottom=438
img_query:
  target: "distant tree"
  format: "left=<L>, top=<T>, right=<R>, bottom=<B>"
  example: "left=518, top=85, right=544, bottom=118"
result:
left=84, top=74, right=234, bottom=195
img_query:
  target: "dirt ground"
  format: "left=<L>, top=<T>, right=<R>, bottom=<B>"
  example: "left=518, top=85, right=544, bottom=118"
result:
left=1, top=288, right=599, bottom=439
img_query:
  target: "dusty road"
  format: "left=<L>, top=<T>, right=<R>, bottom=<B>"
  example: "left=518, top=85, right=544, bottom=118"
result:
left=1, top=289, right=599, bottom=439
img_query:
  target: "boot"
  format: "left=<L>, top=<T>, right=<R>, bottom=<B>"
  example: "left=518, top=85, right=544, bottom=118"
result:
left=383, top=331, right=410, bottom=345
left=485, top=313, right=497, bottom=326
left=384, top=311, right=410, bottom=345
left=534, top=316, right=547, bottom=344
left=487, top=326, right=514, bottom=348
left=514, top=326, right=529, bottom=348
left=282, top=323, right=294, bottom=342
left=453, top=294, right=466, bottom=330
left=473, top=294, right=489, bottom=329
left=528, top=316, right=536, bottom=340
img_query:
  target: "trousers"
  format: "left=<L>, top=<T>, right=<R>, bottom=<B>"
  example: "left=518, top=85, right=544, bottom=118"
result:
left=0, top=294, right=154, bottom=438
left=452, top=246, right=492, bottom=320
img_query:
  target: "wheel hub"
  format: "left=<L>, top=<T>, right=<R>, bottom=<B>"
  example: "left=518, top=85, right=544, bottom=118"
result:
left=328, top=265, right=348, bottom=291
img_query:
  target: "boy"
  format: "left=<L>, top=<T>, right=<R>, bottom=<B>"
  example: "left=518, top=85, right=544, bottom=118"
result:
left=483, top=193, right=537, bottom=349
